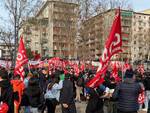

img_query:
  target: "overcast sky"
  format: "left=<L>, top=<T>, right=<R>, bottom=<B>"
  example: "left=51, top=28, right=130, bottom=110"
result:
left=131, top=0, right=150, bottom=11
left=0, top=0, right=150, bottom=26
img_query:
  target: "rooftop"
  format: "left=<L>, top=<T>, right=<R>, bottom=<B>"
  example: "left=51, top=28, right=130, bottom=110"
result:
left=141, top=9, right=150, bottom=14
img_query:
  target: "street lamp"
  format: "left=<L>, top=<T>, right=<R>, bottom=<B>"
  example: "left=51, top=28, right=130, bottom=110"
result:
left=13, top=0, right=18, bottom=67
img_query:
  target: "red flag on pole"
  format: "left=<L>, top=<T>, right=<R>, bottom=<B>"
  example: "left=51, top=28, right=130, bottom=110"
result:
left=14, top=36, right=28, bottom=79
left=87, top=8, right=122, bottom=88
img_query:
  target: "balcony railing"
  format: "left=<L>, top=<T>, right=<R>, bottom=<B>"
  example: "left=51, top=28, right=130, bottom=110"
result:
left=41, top=39, right=47, bottom=44
left=122, top=37, right=129, bottom=41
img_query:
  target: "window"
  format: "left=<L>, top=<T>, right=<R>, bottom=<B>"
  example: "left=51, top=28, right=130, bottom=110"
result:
left=134, top=54, right=136, bottom=57
left=35, top=42, right=38, bottom=48
left=134, top=28, right=136, bottom=31
left=139, top=22, right=142, bottom=26
left=134, top=35, right=137, bottom=39
left=134, top=41, right=136, bottom=44
left=134, top=22, right=136, bottom=25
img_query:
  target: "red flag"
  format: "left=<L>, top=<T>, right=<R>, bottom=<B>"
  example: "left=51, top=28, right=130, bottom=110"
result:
left=123, top=59, right=131, bottom=72
left=73, top=64, right=80, bottom=76
left=111, top=62, right=121, bottom=82
left=138, top=90, right=145, bottom=104
left=34, top=53, right=41, bottom=61
left=87, top=8, right=122, bottom=88
left=80, top=64, right=85, bottom=72
left=14, top=36, right=28, bottom=79
left=137, top=64, right=145, bottom=76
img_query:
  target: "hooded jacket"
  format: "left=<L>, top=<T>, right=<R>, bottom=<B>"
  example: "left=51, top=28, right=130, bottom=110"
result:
left=25, top=77, right=42, bottom=107
left=11, top=80, right=25, bottom=104
left=0, top=79, right=14, bottom=113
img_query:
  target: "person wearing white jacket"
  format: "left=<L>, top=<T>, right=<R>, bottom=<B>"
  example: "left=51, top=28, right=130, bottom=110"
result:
left=44, top=77, right=63, bottom=113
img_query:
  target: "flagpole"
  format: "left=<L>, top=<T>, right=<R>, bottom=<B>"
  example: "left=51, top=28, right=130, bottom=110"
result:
left=28, top=60, right=31, bottom=73
left=121, top=55, right=124, bottom=82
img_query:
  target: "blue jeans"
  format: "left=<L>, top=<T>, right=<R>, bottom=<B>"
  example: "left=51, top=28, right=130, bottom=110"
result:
left=24, top=106, right=30, bottom=113
left=145, top=91, right=150, bottom=109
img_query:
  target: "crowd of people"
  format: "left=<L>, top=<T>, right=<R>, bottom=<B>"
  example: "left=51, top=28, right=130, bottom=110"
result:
left=0, top=64, right=150, bottom=113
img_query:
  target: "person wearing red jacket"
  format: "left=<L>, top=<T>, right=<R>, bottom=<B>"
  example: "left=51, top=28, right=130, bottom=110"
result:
left=11, top=75, right=25, bottom=113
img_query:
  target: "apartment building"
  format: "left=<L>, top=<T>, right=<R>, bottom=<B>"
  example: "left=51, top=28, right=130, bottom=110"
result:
left=21, top=2, right=150, bottom=62
left=131, top=12, right=150, bottom=62
left=79, top=9, right=150, bottom=62
left=79, top=9, right=132, bottom=61
left=0, top=43, right=14, bottom=60
left=21, top=0, right=78, bottom=59
left=142, top=9, right=150, bottom=14
left=78, top=14, right=104, bottom=60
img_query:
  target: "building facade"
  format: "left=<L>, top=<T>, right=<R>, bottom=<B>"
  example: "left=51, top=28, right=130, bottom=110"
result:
left=0, top=43, right=14, bottom=60
left=131, top=12, right=150, bottom=62
left=78, top=9, right=150, bottom=63
left=78, top=14, right=104, bottom=60
left=21, top=0, right=78, bottom=59
left=79, top=9, right=133, bottom=61
left=21, top=3, right=150, bottom=62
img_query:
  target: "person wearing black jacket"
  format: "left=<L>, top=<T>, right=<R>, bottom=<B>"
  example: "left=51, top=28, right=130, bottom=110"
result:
left=85, top=87, right=104, bottom=113
left=0, top=69, right=14, bottom=113
left=144, top=74, right=150, bottom=110
left=112, top=69, right=142, bottom=113
left=25, top=76, right=43, bottom=113
left=59, top=74, right=76, bottom=113
left=39, top=68, right=50, bottom=93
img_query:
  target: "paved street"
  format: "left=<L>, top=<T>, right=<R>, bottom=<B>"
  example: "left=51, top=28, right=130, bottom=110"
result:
left=55, top=102, right=147, bottom=113
left=55, top=102, right=87, bottom=113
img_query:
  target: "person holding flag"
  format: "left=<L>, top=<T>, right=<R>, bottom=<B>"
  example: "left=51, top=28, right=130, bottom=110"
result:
left=87, top=8, right=122, bottom=88
left=13, top=36, right=28, bottom=113
left=14, top=36, right=28, bottom=80
left=11, top=75, right=25, bottom=113
left=112, top=69, right=143, bottom=113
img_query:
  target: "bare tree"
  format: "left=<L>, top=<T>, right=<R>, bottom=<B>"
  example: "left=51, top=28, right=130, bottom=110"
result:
left=3, top=0, right=43, bottom=30
left=75, top=0, right=132, bottom=60
left=0, top=28, right=14, bottom=61
left=0, top=0, right=43, bottom=63
left=93, top=0, right=132, bottom=14
left=74, top=0, right=132, bottom=20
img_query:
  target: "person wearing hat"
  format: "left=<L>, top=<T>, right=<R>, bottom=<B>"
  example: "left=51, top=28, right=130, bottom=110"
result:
left=112, top=69, right=143, bottom=113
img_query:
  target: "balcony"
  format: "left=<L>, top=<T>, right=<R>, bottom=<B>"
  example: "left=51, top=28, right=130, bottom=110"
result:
left=39, top=18, right=48, bottom=27
left=122, top=44, right=130, bottom=47
left=95, top=50, right=101, bottom=54
left=87, top=39, right=95, bottom=44
left=26, top=38, right=31, bottom=42
left=42, top=44, right=48, bottom=50
left=41, top=38, right=48, bottom=44
left=121, top=11, right=133, bottom=17
left=61, top=48, right=69, bottom=51
left=122, top=37, right=129, bottom=41
left=138, top=19, right=143, bottom=22
left=122, top=23, right=131, bottom=27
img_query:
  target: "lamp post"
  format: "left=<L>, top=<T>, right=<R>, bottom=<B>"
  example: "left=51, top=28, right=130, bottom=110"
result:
left=13, top=0, right=18, bottom=67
